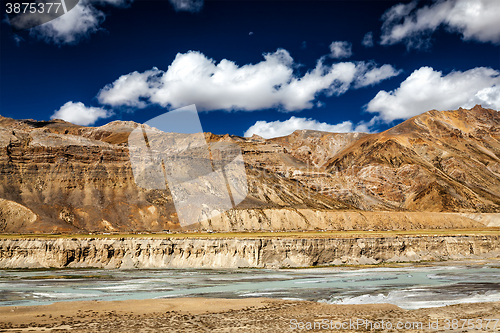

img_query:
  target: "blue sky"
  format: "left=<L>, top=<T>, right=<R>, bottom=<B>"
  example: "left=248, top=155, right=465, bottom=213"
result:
left=1, top=0, right=499, bottom=138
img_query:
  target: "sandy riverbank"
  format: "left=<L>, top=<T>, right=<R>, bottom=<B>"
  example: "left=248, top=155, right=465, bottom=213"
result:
left=1, top=298, right=499, bottom=332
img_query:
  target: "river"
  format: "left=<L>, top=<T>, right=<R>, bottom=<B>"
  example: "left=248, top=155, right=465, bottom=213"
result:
left=1, top=261, right=499, bottom=310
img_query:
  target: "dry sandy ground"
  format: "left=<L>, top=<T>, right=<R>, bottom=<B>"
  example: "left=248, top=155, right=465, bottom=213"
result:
left=0, top=298, right=499, bottom=332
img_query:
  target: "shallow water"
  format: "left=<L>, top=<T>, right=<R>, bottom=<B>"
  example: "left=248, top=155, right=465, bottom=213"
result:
left=1, top=263, right=499, bottom=310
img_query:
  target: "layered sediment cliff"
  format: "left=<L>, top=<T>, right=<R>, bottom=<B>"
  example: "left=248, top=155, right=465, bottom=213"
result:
left=1, top=235, right=499, bottom=269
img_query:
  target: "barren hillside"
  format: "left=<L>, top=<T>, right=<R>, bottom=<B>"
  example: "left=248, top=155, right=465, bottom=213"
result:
left=0, top=105, right=499, bottom=233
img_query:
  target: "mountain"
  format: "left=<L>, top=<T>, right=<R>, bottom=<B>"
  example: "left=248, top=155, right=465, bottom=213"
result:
left=325, top=105, right=500, bottom=212
left=0, top=105, right=499, bottom=233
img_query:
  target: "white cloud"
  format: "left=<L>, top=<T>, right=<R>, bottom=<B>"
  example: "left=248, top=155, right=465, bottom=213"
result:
left=97, top=49, right=400, bottom=112
left=168, top=0, right=203, bottom=12
left=30, top=2, right=104, bottom=45
left=51, top=101, right=112, bottom=125
left=366, top=66, right=500, bottom=122
left=381, top=0, right=500, bottom=49
left=329, top=41, right=352, bottom=59
left=354, top=64, right=402, bottom=88
left=351, top=116, right=380, bottom=133
left=28, top=0, right=133, bottom=45
left=362, top=32, right=374, bottom=47
left=463, top=85, right=500, bottom=109
left=244, top=116, right=355, bottom=138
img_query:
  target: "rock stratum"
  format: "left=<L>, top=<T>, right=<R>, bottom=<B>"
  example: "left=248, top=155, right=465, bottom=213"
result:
left=1, top=235, right=499, bottom=268
left=1, top=105, right=500, bottom=233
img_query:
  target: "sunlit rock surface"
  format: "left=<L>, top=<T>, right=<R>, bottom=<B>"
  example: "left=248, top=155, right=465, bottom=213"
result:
left=0, top=235, right=499, bottom=268
left=0, top=105, right=499, bottom=233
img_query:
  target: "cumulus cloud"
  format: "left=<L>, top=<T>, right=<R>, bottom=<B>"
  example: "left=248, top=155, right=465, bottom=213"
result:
left=97, top=49, right=400, bottom=112
left=354, top=64, right=402, bottom=88
left=464, top=85, right=500, bottom=109
left=168, top=0, right=204, bottom=12
left=380, top=0, right=500, bottom=49
left=350, top=116, right=380, bottom=134
left=362, top=32, right=374, bottom=47
left=329, top=41, right=352, bottom=59
left=244, top=116, right=355, bottom=138
left=51, top=101, right=112, bottom=125
left=366, top=66, right=500, bottom=122
left=30, top=1, right=104, bottom=45
left=28, top=0, right=133, bottom=45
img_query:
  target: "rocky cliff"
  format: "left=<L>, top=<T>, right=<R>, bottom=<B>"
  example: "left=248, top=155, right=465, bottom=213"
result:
left=0, top=105, right=499, bottom=233
left=1, top=235, right=499, bottom=268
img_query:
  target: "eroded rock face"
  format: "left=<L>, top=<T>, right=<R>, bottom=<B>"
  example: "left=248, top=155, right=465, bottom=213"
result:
left=0, top=126, right=179, bottom=233
left=0, top=105, right=499, bottom=233
left=323, top=105, right=500, bottom=212
left=0, top=235, right=499, bottom=268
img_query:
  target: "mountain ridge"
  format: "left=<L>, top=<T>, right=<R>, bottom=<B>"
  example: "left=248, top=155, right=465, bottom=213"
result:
left=0, top=105, right=499, bottom=233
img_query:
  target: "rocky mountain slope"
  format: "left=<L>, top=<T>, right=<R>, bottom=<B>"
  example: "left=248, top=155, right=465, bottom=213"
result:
left=0, top=105, right=499, bottom=233
left=325, top=105, right=500, bottom=212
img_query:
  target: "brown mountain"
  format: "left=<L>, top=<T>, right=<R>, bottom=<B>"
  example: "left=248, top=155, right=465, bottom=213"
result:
left=0, top=105, right=499, bottom=233
left=325, top=105, right=500, bottom=212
